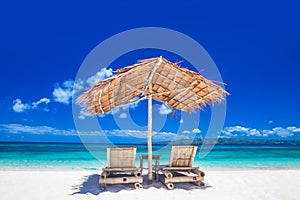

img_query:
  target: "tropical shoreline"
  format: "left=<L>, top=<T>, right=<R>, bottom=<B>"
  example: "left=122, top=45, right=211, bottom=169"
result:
left=1, top=143, right=299, bottom=171
left=1, top=169, right=299, bottom=200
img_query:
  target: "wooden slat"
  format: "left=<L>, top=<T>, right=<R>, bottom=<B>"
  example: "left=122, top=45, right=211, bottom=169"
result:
left=189, top=146, right=197, bottom=167
left=162, top=167, right=199, bottom=171
left=169, top=146, right=198, bottom=167
left=107, top=147, right=136, bottom=168
left=100, top=175, right=143, bottom=185
left=163, top=175, right=204, bottom=183
left=169, top=146, right=175, bottom=167
left=102, top=167, right=140, bottom=172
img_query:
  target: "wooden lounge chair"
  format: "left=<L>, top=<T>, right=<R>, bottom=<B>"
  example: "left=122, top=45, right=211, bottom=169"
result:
left=160, top=146, right=205, bottom=190
left=99, top=147, right=143, bottom=189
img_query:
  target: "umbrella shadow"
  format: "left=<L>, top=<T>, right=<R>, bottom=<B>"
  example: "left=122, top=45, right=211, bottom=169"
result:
left=143, top=174, right=212, bottom=191
left=70, top=174, right=139, bottom=195
left=71, top=174, right=212, bottom=196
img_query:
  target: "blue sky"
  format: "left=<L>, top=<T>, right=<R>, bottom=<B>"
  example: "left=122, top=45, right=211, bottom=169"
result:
left=0, top=0, right=299, bottom=143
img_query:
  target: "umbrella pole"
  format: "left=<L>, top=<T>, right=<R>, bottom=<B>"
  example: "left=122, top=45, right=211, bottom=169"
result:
left=147, top=94, right=153, bottom=184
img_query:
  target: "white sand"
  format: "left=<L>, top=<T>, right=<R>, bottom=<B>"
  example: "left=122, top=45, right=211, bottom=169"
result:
left=1, top=170, right=300, bottom=200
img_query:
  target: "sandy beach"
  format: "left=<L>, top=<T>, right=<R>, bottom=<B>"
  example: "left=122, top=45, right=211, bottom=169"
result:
left=1, top=169, right=299, bottom=200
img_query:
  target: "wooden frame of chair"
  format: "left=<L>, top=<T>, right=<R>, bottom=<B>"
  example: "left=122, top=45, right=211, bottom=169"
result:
left=99, top=147, right=143, bottom=189
left=160, top=146, right=205, bottom=190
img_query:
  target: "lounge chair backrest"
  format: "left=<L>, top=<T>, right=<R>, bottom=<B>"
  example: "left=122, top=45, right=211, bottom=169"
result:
left=169, top=146, right=197, bottom=167
left=107, top=147, right=136, bottom=168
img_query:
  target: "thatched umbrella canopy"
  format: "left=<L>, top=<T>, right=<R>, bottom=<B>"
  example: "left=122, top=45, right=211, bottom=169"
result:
left=77, top=56, right=228, bottom=183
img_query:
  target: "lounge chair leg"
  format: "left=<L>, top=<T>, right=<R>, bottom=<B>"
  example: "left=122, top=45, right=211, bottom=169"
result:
left=134, top=171, right=142, bottom=177
left=162, top=170, right=173, bottom=178
left=134, top=182, right=143, bottom=189
left=194, top=181, right=205, bottom=187
left=100, top=171, right=108, bottom=179
left=166, top=183, right=174, bottom=190
left=194, top=181, right=200, bottom=186
left=99, top=172, right=108, bottom=189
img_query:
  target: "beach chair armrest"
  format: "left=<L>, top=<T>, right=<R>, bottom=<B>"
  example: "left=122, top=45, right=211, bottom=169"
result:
left=102, top=167, right=141, bottom=173
left=161, top=166, right=199, bottom=171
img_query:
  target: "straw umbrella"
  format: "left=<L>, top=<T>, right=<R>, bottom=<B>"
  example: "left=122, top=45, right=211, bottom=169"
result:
left=77, top=56, right=228, bottom=183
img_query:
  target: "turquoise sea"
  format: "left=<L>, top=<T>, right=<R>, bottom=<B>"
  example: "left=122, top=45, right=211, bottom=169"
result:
left=0, top=143, right=299, bottom=170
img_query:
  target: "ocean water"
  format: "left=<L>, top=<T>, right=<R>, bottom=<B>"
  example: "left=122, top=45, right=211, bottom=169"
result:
left=0, top=143, right=299, bottom=170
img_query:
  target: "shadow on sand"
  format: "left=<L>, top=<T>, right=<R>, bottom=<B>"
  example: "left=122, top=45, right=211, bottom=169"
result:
left=71, top=174, right=212, bottom=195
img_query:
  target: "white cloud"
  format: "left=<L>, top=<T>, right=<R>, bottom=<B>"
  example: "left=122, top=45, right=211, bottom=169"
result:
left=12, top=99, right=30, bottom=113
left=62, top=79, right=74, bottom=88
left=52, top=79, right=86, bottom=105
left=12, top=68, right=113, bottom=114
left=262, top=126, right=300, bottom=138
left=287, top=126, right=300, bottom=133
left=73, top=79, right=85, bottom=94
left=0, top=124, right=77, bottom=136
left=180, top=119, right=183, bottom=124
left=0, top=123, right=193, bottom=142
left=158, top=104, right=172, bottom=115
left=13, top=98, right=51, bottom=113
left=182, top=130, right=191, bottom=134
left=221, top=125, right=300, bottom=138
left=52, top=80, right=74, bottom=104
left=53, top=87, right=72, bottom=104
left=119, top=113, right=127, bottom=119
left=3, top=122, right=299, bottom=142
left=78, top=110, right=93, bottom=120
left=221, top=126, right=262, bottom=137
left=0, top=124, right=107, bottom=137
left=52, top=68, right=112, bottom=106
left=268, top=120, right=273, bottom=124
left=224, top=126, right=250, bottom=133
left=192, top=128, right=201, bottom=133
left=272, top=127, right=293, bottom=138
left=104, top=129, right=191, bottom=141
left=86, top=68, right=113, bottom=86
left=248, top=128, right=261, bottom=136
left=32, top=98, right=51, bottom=109
left=182, top=128, right=200, bottom=134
